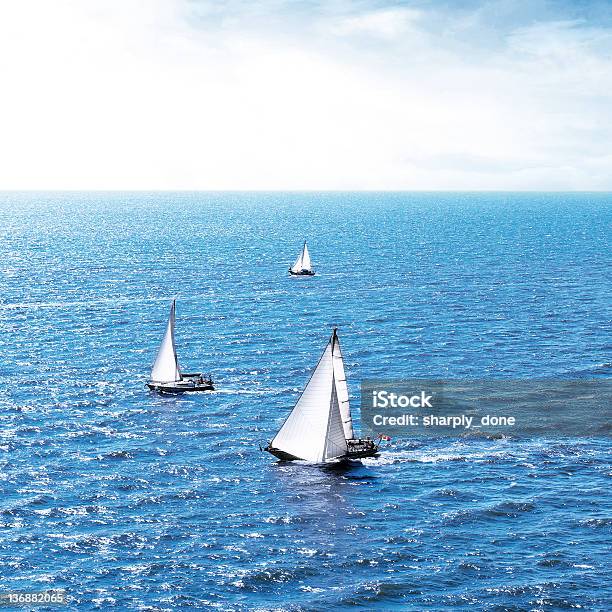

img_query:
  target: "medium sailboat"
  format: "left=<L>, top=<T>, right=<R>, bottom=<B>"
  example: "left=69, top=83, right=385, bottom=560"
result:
left=146, top=299, right=214, bottom=393
left=289, top=241, right=315, bottom=276
left=264, top=329, right=378, bottom=463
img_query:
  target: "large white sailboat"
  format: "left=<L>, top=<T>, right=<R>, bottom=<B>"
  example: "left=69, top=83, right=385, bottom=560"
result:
left=264, top=329, right=378, bottom=462
left=147, top=299, right=214, bottom=393
left=289, top=241, right=315, bottom=276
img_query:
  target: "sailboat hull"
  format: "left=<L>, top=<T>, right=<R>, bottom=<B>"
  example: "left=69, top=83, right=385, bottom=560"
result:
left=263, top=446, right=303, bottom=461
left=289, top=269, right=315, bottom=276
left=147, top=377, right=214, bottom=394
left=264, top=439, right=378, bottom=462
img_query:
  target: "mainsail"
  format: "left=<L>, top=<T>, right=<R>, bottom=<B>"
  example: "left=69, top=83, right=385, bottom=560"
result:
left=301, top=242, right=312, bottom=272
left=290, top=241, right=312, bottom=273
left=150, top=300, right=182, bottom=384
left=271, top=330, right=349, bottom=462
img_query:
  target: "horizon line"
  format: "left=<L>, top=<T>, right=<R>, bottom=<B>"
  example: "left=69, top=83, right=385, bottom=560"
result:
left=1, top=189, right=612, bottom=194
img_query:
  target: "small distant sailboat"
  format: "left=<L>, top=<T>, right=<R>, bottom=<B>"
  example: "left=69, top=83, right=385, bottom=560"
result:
left=147, top=299, right=214, bottom=394
left=264, top=329, right=378, bottom=463
left=289, top=241, right=315, bottom=276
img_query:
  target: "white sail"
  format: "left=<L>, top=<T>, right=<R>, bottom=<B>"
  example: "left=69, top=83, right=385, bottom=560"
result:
left=324, top=375, right=349, bottom=459
left=290, top=249, right=303, bottom=273
left=301, top=242, right=312, bottom=272
left=290, top=241, right=312, bottom=273
left=150, top=300, right=182, bottom=384
left=271, top=333, right=347, bottom=462
left=331, top=332, right=355, bottom=440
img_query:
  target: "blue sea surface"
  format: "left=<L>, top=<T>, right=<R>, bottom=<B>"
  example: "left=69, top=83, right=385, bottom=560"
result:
left=0, top=192, right=610, bottom=610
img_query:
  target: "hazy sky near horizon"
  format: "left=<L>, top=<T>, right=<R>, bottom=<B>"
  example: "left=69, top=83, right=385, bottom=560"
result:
left=1, top=0, right=612, bottom=190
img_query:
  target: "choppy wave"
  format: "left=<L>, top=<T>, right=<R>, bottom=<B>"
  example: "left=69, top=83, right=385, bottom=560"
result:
left=0, top=192, right=610, bottom=610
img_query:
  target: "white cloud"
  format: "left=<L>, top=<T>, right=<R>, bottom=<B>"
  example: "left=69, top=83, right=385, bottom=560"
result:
left=0, top=0, right=610, bottom=190
left=324, top=8, right=422, bottom=39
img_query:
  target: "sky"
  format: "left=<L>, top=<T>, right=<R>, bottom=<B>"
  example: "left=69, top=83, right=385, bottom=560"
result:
left=0, top=0, right=611, bottom=190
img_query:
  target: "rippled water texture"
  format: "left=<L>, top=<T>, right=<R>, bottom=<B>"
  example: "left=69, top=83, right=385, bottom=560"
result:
left=0, top=192, right=610, bottom=610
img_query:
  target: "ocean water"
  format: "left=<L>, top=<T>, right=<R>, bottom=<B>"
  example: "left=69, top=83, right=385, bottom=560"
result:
left=0, top=191, right=610, bottom=611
